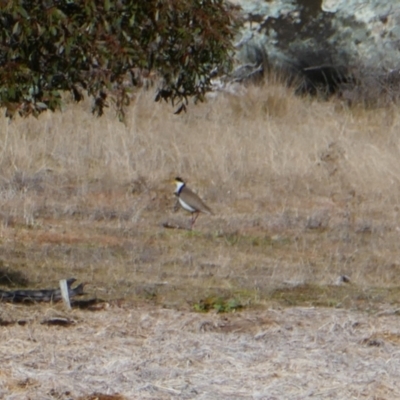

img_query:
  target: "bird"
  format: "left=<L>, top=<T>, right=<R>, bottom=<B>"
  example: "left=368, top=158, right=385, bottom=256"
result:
left=173, top=177, right=213, bottom=229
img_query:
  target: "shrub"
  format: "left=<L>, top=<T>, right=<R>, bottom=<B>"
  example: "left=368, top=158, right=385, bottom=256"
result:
left=0, top=0, right=240, bottom=118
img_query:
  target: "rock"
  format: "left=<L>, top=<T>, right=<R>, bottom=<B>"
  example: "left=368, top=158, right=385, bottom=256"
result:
left=232, top=0, right=400, bottom=95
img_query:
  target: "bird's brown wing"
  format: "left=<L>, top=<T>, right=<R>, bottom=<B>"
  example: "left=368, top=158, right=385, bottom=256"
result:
left=183, top=187, right=214, bottom=215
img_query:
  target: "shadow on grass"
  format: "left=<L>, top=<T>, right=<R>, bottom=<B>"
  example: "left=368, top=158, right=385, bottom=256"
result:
left=0, top=266, right=29, bottom=288
left=269, top=284, right=400, bottom=312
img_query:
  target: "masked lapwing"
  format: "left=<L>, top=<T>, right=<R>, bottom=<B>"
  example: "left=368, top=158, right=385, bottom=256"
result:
left=173, top=177, right=213, bottom=229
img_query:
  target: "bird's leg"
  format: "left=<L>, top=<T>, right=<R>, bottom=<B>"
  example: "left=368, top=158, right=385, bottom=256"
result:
left=191, top=212, right=200, bottom=229
left=173, top=198, right=180, bottom=212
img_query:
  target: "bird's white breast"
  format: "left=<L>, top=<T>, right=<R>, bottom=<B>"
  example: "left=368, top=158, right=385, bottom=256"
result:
left=179, top=197, right=196, bottom=213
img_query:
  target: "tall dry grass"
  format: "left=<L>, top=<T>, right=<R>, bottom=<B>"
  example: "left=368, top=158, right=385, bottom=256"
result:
left=1, top=76, right=399, bottom=198
left=1, top=73, right=400, bottom=306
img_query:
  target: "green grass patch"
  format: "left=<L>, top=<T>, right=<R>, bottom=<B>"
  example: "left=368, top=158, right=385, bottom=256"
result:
left=193, top=296, right=244, bottom=313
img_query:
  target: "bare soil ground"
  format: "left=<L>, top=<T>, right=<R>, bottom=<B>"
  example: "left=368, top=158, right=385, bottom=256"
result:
left=2, top=79, right=400, bottom=399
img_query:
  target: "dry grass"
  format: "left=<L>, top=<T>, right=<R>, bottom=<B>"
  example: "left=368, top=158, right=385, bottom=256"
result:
left=0, top=76, right=400, bottom=306
left=2, top=75, right=400, bottom=398
left=2, top=303, right=400, bottom=399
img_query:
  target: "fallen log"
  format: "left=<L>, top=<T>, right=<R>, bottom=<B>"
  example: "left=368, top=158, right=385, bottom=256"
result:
left=0, top=278, right=85, bottom=303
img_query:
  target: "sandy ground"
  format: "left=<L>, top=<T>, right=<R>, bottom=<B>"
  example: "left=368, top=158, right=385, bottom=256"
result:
left=1, top=304, right=400, bottom=400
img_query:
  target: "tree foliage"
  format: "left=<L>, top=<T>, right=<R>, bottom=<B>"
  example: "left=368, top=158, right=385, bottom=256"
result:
left=0, top=0, right=240, bottom=118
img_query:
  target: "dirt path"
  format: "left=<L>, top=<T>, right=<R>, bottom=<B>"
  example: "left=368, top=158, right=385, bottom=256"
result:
left=1, top=304, right=400, bottom=399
